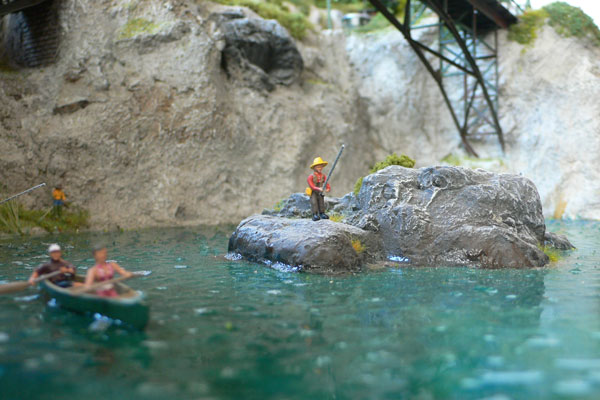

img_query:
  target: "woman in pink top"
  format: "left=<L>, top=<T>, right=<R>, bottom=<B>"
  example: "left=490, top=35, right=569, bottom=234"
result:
left=84, top=244, right=132, bottom=297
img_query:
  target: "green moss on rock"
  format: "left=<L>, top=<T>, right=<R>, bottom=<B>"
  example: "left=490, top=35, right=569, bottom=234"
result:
left=119, top=18, right=161, bottom=39
left=354, top=153, right=415, bottom=196
left=543, top=2, right=600, bottom=45
left=508, top=9, right=548, bottom=45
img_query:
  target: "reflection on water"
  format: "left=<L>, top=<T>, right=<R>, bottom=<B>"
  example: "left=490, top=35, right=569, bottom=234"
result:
left=0, top=221, right=599, bottom=399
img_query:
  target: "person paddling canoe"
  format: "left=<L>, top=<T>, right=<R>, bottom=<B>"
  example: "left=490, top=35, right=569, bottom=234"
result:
left=84, top=244, right=132, bottom=297
left=306, top=157, right=331, bottom=221
left=28, top=244, right=76, bottom=288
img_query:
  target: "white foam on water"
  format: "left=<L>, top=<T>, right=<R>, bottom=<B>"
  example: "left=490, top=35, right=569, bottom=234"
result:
left=487, top=356, right=505, bottom=368
left=553, top=379, right=592, bottom=397
left=370, top=297, right=382, bottom=302
left=388, top=255, right=410, bottom=263
left=156, top=286, right=167, bottom=290
left=134, top=270, right=152, bottom=276
left=0, top=332, right=9, bottom=343
left=174, top=265, right=188, bottom=269
left=224, top=252, right=243, bottom=261
left=505, top=294, right=517, bottom=300
left=315, top=355, right=331, bottom=367
left=271, top=262, right=299, bottom=272
left=267, top=290, right=281, bottom=295
left=479, top=370, right=543, bottom=386
left=14, top=294, right=39, bottom=302
left=143, top=340, right=168, bottom=350
left=194, top=308, right=209, bottom=315
left=555, top=358, right=600, bottom=370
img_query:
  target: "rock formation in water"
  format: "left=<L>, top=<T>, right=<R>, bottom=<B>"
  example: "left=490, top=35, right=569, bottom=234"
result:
left=230, top=166, right=573, bottom=271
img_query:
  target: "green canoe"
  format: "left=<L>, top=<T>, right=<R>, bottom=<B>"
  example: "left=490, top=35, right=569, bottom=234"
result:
left=40, top=276, right=149, bottom=330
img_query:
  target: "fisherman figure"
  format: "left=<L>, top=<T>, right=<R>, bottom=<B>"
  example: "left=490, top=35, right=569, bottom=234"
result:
left=307, top=157, right=331, bottom=221
left=52, top=185, right=66, bottom=217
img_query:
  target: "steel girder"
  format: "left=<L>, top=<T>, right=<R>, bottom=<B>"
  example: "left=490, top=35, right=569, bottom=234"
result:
left=367, top=0, right=516, bottom=156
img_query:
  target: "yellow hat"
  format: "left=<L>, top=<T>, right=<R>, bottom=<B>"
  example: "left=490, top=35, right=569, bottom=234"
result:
left=310, top=157, right=328, bottom=169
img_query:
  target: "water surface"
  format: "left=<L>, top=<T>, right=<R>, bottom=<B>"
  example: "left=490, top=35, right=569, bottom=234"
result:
left=1, top=221, right=599, bottom=399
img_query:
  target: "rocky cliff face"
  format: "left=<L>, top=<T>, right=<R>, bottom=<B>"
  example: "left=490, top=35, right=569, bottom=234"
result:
left=0, top=1, right=598, bottom=229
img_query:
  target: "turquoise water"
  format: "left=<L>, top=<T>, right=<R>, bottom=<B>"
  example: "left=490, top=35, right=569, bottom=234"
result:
left=0, top=221, right=599, bottom=399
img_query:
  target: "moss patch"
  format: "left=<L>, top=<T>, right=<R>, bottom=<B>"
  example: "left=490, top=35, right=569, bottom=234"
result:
left=119, top=18, right=162, bottom=39
left=539, top=244, right=562, bottom=263
left=508, top=9, right=548, bottom=45
left=354, top=153, right=416, bottom=196
left=329, top=213, right=344, bottom=223
left=351, top=238, right=365, bottom=254
left=212, top=0, right=312, bottom=40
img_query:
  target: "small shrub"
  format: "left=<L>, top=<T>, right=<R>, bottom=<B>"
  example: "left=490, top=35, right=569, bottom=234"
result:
left=354, top=153, right=415, bottom=196
left=507, top=9, right=548, bottom=45
left=369, top=153, right=415, bottom=173
left=543, top=2, right=600, bottom=45
left=0, top=200, right=90, bottom=235
left=273, top=199, right=285, bottom=212
left=351, top=238, right=365, bottom=254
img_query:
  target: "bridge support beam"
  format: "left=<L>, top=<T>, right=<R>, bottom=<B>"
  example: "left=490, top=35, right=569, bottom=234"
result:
left=367, top=0, right=513, bottom=156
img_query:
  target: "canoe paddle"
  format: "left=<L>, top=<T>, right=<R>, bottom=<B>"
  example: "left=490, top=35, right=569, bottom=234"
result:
left=0, top=270, right=62, bottom=295
left=70, top=273, right=139, bottom=295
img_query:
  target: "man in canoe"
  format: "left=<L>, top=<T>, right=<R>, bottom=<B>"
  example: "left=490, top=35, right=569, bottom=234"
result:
left=84, top=244, right=132, bottom=297
left=28, top=244, right=77, bottom=288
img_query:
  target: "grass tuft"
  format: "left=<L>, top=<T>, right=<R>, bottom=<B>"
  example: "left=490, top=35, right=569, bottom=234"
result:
left=329, top=213, right=344, bottom=223
left=119, top=18, right=161, bottom=39
left=508, top=9, right=548, bottom=45
left=543, top=2, right=600, bottom=44
left=0, top=201, right=90, bottom=235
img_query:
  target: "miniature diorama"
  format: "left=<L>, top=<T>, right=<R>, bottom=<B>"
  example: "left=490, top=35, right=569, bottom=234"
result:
left=0, top=1, right=598, bottom=399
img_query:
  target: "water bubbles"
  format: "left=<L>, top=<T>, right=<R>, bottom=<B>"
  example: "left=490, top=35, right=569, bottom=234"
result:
left=134, top=270, right=153, bottom=276
left=505, top=294, right=517, bottom=300
left=479, top=370, right=543, bottom=386
left=0, top=332, right=9, bottom=343
left=315, top=355, right=331, bottom=367
left=155, top=286, right=167, bottom=290
left=174, top=265, right=188, bottom=269
left=555, top=358, right=600, bottom=370
left=88, top=316, right=113, bottom=332
left=194, top=308, right=209, bottom=315
left=267, top=290, right=281, bottom=295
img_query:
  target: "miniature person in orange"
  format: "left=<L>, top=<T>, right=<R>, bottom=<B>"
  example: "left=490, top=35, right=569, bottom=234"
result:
left=52, top=185, right=66, bottom=217
left=84, top=244, right=132, bottom=297
left=307, top=157, right=331, bottom=221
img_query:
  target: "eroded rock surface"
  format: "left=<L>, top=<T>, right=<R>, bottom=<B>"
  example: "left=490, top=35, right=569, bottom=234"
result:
left=245, top=166, right=573, bottom=271
left=228, top=215, right=382, bottom=273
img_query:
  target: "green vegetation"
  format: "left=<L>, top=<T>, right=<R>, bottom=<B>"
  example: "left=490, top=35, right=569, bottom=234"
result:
left=329, top=212, right=344, bottom=223
left=119, top=18, right=162, bottom=39
left=508, top=2, right=600, bottom=46
left=441, top=154, right=505, bottom=169
left=543, top=2, right=600, bottom=44
left=353, top=13, right=391, bottom=34
left=212, top=0, right=313, bottom=39
left=273, top=199, right=285, bottom=212
left=539, top=244, right=562, bottom=263
left=0, top=201, right=90, bottom=235
left=354, top=153, right=416, bottom=195
left=507, top=9, right=548, bottom=45
left=351, top=238, right=365, bottom=254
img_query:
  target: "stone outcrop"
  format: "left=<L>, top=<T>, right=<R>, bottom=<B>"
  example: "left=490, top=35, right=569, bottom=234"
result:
left=214, top=9, right=304, bottom=91
left=241, top=166, right=573, bottom=271
left=228, top=214, right=382, bottom=273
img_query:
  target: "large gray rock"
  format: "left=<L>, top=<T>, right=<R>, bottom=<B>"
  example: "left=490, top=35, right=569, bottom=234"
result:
left=349, top=166, right=550, bottom=268
left=228, top=215, right=382, bottom=273
left=215, top=11, right=304, bottom=91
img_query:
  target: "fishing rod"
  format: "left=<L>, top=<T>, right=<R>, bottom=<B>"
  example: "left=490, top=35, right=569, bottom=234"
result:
left=0, top=183, right=46, bottom=205
left=321, top=144, right=345, bottom=197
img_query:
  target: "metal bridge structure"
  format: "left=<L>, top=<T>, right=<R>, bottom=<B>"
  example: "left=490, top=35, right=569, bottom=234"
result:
left=0, top=0, right=58, bottom=67
left=367, top=0, right=521, bottom=156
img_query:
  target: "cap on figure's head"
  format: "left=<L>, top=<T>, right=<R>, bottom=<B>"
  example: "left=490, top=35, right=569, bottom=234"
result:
left=48, top=243, right=61, bottom=253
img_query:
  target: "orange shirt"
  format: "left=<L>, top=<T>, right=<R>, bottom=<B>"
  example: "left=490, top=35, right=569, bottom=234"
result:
left=52, top=189, right=66, bottom=201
